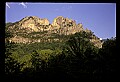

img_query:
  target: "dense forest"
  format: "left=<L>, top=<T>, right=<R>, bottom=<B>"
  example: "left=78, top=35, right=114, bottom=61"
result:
left=5, top=29, right=117, bottom=80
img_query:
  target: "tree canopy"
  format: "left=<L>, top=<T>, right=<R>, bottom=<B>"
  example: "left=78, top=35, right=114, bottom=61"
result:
left=5, top=31, right=117, bottom=80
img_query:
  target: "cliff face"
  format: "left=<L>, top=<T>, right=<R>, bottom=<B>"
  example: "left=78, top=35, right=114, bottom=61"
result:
left=51, top=16, right=83, bottom=35
left=7, top=16, right=84, bottom=34
left=8, top=16, right=50, bottom=33
left=6, top=16, right=103, bottom=48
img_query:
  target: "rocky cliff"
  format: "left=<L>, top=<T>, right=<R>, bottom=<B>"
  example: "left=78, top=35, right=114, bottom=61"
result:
left=6, top=16, right=103, bottom=48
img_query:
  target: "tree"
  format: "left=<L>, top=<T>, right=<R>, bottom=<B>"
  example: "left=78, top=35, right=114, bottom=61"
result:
left=98, top=38, right=117, bottom=73
left=5, top=23, right=14, bottom=38
left=64, top=31, right=100, bottom=79
left=31, top=50, right=42, bottom=71
left=66, top=31, right=96, bottom=60
left=5, top=55, right=24, bottom=80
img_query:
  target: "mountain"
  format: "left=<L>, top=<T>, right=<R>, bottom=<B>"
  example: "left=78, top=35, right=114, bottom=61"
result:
left=5, top=16, right=103, bottom=48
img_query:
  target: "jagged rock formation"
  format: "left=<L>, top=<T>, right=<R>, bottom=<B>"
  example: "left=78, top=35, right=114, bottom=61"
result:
left=6, top=16, right=103, bottom=48
left=51, top=16, right=82, bottom=35
left=8, top=16, right=50, bottom=33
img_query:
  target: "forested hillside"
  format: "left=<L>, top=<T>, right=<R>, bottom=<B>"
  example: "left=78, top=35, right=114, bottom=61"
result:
left=5, top=16, right=117, bottom=80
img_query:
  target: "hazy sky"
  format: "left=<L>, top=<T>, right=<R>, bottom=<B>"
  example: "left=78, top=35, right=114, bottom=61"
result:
left=6, top=2, right=116, bottom=39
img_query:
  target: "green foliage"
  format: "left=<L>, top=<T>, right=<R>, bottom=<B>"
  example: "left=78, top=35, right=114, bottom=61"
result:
left=31, top=50, right=42, bottom=70
left=18, top=54, right=32, bottom=71
left=66, top=31, right=96, bottom=59
left=5, top=23, right=14, bottom=38
left=102, top=38, right=116, bottom=54
left=36, top=49, right=53, bottom=63
left=5, top=31, right=13, bottom=38
left=98, top=38, right=116, bottom=74
left=5, top=31, right=116, bottom=80
left=5, top=55, right=24, bottom=75
left=6, top=22, right=13, bottom=28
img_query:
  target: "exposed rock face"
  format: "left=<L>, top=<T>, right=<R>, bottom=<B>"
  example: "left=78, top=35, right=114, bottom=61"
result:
left=52, top=16, right=77, bottom=28
left=19, top=16, right=50, bottom=26
left=51, top=16, right=83, bottom=35
left=6, top=16, right=103, bottom=48
left=8, top=16, right=50, bottom=32
left=8, top=16, right=83, bottom=34
left=90, top=39, right=103, bottom=48
left=9, top=36, right=31, bottom=43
